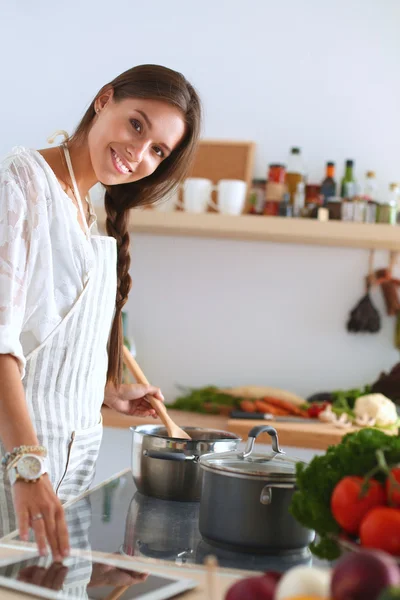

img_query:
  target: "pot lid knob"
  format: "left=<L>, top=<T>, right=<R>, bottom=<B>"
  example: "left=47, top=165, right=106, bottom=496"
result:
left=241, top=425, right=285, bottom=459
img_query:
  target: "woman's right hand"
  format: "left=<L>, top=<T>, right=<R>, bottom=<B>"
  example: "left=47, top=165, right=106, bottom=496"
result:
left=12, top=476, right=70, bottom=562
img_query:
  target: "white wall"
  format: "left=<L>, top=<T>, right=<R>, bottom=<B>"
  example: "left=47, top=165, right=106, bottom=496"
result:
left=1, top=0, right=400, bottom=399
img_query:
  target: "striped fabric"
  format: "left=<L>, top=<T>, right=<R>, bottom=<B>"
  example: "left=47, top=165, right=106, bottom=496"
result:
left=0, top=234, right=117, bottom=538
left=1, top=497, right=94, bottom=596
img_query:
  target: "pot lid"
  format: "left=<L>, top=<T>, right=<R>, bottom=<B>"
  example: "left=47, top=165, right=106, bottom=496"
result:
left=199, top=425, right=304, bottom=481
left=199, top=449, right=300, bottom=480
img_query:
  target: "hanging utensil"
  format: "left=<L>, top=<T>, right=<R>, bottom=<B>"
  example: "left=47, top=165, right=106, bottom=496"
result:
left=347, top=249, right=381, bottom=333
left=122, top=345, right=191, bottom=440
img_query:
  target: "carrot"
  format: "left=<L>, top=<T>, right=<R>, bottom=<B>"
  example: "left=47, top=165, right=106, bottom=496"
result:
left=254, top=400, right=290, bottom=416
left=261, top=396, right=307, bottom=417
left=240, top=400, right=256, bottom=413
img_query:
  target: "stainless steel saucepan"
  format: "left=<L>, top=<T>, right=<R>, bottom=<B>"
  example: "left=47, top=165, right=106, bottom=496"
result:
left=130, top=425, right=241, bottom=501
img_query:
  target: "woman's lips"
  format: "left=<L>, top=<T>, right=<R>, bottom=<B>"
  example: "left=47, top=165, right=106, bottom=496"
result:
left=111, top=148, right=131, bottom=175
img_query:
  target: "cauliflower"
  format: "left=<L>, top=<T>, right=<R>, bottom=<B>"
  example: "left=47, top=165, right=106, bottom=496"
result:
left=354, top=393, right=398, bottom=427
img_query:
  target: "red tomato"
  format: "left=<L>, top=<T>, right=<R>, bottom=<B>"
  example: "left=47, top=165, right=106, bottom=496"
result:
left=331, top=476, right=386, bottom=535
left=386, top=468, right=400, bottom=507
left=306, top=402, right=328, bottom=418
left=360, top=507, right=400, bottom=555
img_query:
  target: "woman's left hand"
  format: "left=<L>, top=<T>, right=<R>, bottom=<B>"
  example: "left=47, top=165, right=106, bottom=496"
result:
left=104, top=383, right=164, bottom=417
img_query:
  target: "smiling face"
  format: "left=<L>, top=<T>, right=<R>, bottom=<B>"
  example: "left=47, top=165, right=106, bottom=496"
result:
left=88, top=90, right=187, bottom=185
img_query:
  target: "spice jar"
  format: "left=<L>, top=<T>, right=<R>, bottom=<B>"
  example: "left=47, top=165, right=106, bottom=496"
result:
left=327, top=197, right=342, bottom=220
left=341, top=199, right=354, bottom=222
left=264, top=200, right=280, bottom=216
left=365, top=201, right=377, bottom=223
left=278, top=193, right=292, bottom=217
left=249, top=179, right=266, bottom=215
left=268, top=164, right=286, bottom=183
left=265, top=164, right=286, bottom=214
left=305, top=184, right=322, bottom=206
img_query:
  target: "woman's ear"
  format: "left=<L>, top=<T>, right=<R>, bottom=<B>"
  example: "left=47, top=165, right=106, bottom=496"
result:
left=94, top=87, right=114, bottom=114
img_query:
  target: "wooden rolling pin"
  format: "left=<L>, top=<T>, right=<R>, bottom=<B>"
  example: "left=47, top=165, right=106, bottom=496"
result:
left=122, top=346, right=191, bottom=440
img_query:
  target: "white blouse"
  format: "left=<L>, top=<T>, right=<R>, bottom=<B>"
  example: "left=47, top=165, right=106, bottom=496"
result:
left=0, top=146, right=99, bottom=377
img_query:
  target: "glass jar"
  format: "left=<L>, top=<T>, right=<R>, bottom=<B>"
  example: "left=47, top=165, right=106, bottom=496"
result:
left=365, top=201, right=378, bottom=223
left=352, top=199, right=366, bottom=223
left=265, top=164, right=286, bottom=210
left=249, top=179, right=266, bottom=215
left=305, top=184, right=322, bottom=206
left=327, top=197, right=342, bottom=220
left=264, top=200, right=280, bottom=216
left=341, top=199, right=354, bottom=221
left=377, top=202, right=397, bottom=225
left=268, top=164, right=286, bottom=184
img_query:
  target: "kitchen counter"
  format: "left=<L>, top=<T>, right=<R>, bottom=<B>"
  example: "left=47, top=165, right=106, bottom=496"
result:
left=0, top=469, right=330, bottom=599
left=102, top=406, right=356, bottom=450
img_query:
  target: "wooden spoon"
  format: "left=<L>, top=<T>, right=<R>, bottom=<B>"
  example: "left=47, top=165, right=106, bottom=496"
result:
left=204, top=555, right=221, bottom=600
left=122, top=345, right=191, bottom=440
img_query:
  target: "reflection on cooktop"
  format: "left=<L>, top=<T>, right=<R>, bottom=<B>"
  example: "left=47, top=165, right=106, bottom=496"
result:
left=64, top=472, right=325, bottom=573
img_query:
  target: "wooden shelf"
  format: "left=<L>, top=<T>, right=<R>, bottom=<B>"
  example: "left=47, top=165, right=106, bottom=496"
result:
left=96, top=207, right=400, bottom=251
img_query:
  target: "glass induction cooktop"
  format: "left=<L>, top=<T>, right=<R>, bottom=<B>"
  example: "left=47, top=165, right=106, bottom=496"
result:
left=55, top=471, right=328, bottom=574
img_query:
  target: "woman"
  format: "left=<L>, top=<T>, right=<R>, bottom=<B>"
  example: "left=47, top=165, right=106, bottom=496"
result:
left=0, top=65, right=201, bottom=561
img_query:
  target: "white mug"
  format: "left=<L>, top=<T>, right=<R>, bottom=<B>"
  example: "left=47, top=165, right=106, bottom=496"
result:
left=215, top=179, right=247, bottom=215
left=154, top=179, right=213, bottom=214
left=182, top=178, right=213, bottom=213
left=154, top=177, right=247, bottom=215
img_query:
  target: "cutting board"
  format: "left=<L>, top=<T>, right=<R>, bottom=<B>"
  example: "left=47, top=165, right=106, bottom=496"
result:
left=103, top=408, right=357, bottom=451
left=145, top=139, right=256, bottom=214
left=227, top=418, right=358, bottom=450
left=189, top=139, right=255, bottom=213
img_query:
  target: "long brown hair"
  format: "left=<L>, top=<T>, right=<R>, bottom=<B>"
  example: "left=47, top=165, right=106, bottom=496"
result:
left=71, top=65, right=201, bottom=385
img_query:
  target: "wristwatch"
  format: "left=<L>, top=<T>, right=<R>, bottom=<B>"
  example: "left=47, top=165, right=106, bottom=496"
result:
left=8, top=454, right=48, bottom=485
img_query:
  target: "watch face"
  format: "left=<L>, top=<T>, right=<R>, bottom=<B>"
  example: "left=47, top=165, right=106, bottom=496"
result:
left=17, top=455, right=42, bottom=480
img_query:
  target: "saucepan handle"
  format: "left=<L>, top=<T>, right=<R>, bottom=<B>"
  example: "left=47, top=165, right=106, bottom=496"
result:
left=143, top=450, right=198, bottom=462
left=260, top=482, right=294, bottom=505
left=242, top=425, right=284, bottom=458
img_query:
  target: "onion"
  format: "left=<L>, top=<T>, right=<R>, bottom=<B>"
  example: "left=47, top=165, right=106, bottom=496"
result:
left=331, top=549, right=400, bottom=600
left=275, top=566, right=331, bottom=599
left=264, top=570, right=283, bottom=583
left=225, top=574, right=277, bottom=600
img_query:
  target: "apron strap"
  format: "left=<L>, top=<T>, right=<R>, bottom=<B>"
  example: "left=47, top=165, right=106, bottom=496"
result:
left=62, top=143, right=90, bottom=238
left=47, top=130, right=95, bottom=239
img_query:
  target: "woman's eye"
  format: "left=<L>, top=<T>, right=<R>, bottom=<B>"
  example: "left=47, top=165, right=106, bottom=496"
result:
left=153, top=146, right=164, bottom=158
left=131, top=119, right=142, bottom=133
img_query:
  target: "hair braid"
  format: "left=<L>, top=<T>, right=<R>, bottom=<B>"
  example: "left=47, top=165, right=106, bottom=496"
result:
left=105, top=189, right=132, bottom=385
left=70, top=64, right=202, bottom=385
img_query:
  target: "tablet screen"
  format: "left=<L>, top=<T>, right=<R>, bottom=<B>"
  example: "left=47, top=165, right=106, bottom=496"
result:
left=0, top=553, right=196, bottom=600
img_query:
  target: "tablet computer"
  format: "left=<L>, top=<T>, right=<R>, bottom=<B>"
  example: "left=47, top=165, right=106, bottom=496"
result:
left=0, top=552, right=197, bottom=599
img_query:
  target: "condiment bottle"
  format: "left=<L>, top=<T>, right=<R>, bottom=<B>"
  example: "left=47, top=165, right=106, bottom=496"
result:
left=327, top=197, right=342, bottom=220
left=340, top=159, right=356, bottom=198
left=249, top=179, right=266, bottom=215
left=285, top=148, right=305, bottom=204
left=264, top=164, right=286, bottom=216
left=278, top=193, right=293, bottom=217
left=363, top=171, right=378, bottom=201
left=352, top=184, right=366, bottom=223
left=377, top=184, right=399, bottom=225
left=293, top=181, right=305, bottom=217
left=341, top=182, right=354, bottom=221
left=320, top=162, right=336, bottom=206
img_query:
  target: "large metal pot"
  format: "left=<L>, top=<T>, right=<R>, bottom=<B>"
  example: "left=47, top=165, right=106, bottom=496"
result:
left=130, top=425, right=241, bottom=501
left=198, top=425, right=315, bottom=554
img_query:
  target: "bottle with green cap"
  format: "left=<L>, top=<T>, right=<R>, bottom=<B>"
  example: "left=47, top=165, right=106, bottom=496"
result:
left=341, top=159, right=356, bottom=198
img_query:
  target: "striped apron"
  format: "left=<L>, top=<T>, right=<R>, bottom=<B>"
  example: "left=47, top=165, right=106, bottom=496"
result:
left=0, top=145, right=117, bottom=539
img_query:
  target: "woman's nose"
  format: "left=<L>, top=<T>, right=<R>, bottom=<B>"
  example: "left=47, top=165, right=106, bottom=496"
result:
left=127, top=140, right=150, bottom=163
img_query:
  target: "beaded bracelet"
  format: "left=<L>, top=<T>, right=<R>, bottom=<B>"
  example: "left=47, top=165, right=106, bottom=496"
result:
left=1, top=445, right=47, bottom=470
